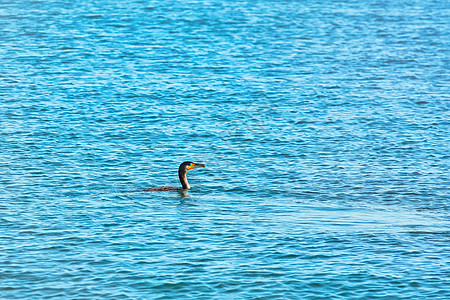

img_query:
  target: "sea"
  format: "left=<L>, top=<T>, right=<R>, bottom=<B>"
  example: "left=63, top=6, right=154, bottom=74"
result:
left=1, top=0, right=449, bottom=299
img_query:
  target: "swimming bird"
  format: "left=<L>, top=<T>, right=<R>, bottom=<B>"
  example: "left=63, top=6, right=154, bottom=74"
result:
left=144, top=161, right=206, bottom=191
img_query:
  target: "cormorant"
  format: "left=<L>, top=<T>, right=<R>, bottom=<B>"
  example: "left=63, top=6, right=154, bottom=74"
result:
left=143, top=161, right=206, bottom=191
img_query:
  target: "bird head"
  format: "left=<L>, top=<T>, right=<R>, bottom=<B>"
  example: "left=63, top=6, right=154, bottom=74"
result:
left=180, top=161, right=206, bottom=171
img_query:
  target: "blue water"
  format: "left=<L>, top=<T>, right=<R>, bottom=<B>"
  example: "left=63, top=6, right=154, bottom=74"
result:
left=1, top=0, right=449, bottom=298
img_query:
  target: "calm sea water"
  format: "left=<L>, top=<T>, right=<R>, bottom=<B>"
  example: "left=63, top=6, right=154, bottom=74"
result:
left=1, top=0, right=449, bottom=299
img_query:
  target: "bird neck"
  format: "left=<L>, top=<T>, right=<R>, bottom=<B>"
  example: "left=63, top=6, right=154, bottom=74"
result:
left=178, top=169, right=190, bottom=190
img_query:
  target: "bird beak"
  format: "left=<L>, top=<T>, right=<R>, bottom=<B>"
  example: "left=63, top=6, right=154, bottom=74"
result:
left=188, top=163, right=206, bottom=170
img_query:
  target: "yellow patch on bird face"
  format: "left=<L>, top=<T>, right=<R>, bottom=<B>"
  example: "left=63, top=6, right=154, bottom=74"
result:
left=187, top=163, right=195, bottom=170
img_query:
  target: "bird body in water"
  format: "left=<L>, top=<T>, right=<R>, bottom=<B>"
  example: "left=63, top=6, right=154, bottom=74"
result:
left=143, top=162, right=206, bottom=192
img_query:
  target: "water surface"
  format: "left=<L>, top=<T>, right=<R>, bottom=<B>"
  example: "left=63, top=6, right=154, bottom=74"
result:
left=1, top=0, right=449, bottom=298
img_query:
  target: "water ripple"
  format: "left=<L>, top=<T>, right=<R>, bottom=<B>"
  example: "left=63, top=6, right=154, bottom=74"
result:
left=1, top=0, right=449, bottom=299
